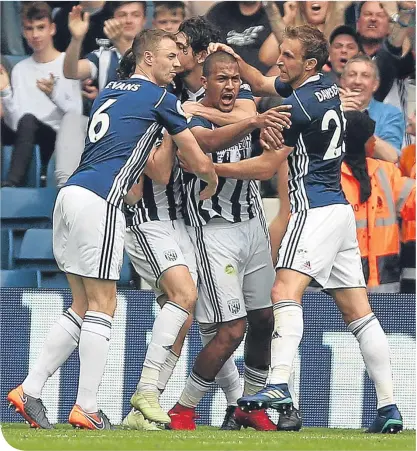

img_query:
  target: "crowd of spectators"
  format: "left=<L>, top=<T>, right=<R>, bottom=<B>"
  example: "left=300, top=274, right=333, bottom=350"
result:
left=0, top=1, right=416, bottom=293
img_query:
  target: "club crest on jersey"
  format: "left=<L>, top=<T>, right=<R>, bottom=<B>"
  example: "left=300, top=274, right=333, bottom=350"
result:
left=164, top=249, right=178, bottom=262
left=227, top=298, right=241, bottom=315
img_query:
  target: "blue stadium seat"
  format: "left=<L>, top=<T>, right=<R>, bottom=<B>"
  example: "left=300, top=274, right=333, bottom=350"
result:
left=1, top=188, right=57, bottom=229
left=46, top=155, right=57, bottom=188
left=118, top=252, right=132, bottom=287
left=39, top=272, right=69, bottom=289
left=1, top=269, right=40, bottom=288
left=15, top=229, right=58, bottom=271
left=1, top=228, right=13, bottom=269
left=1, top=145, right=41, bottom=188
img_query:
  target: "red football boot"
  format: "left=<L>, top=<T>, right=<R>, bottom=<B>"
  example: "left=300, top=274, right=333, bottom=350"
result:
left=234, top=407, right=276, bottom=431
left=168, top=403, right=198, bottom=430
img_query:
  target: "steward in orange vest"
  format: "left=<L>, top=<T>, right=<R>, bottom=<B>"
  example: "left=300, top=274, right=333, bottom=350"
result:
left=399, top=142, right=416, bottom=293
left=342, top=111, right=415, bottom=292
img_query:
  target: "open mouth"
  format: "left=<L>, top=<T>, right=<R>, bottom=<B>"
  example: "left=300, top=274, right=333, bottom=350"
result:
left=221, top=93, right=235, bottom=104
left=340, top=58, right=348, bottom=64
left=311, top=3, right=321, bottom=11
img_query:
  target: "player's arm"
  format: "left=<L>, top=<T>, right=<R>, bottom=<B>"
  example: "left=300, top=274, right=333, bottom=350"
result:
left=208, top=43, right=284, bottom=97
left=124, top=176, right=144, bottom=205
left=190, top=106, right=291, bottom=154
left=171, top=129, right=218, bottom=200
left=269, top=161, right=290, bottom=266
left=144, top=132, right=176, bottom=185
left=63, top=5, right=93, bottom=80
left=214, top=145, right=292, bottom=180
left=183, top=98, right=256, bottom=126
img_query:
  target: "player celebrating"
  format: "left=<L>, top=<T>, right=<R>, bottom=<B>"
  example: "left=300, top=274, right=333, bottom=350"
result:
left=7, top=28, right=217, bottom=430
left=210, top=25, right=403, bottom=434
left=167, top=51, right=291, bottom=431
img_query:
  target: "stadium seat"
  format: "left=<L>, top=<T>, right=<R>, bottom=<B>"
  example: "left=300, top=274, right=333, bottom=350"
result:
left=1, top=188, right=57, bottom=229
left=118, top=252, right=133, bottom=288
left=1, top=228, right=13, bottom=269
left=46, top=155, right=57, bottom=188
left=1, top=269, right=40, bottom=288
left=1, top=145, right=41, bottom=188
left=39, top=272, right=69, bottom=289
left=15, top=229, right=58, bottom=271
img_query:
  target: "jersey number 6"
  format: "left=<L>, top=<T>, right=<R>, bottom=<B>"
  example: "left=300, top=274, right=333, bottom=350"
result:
left=88, top=98, right=117, bottom=143
left=322, top=107, right=346, bottom=161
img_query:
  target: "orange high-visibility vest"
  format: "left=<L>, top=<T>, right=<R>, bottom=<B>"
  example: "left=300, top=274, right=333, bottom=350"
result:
left=341, top=158, right=416, bottom=291
left=399, top=144, right=416, bottom=285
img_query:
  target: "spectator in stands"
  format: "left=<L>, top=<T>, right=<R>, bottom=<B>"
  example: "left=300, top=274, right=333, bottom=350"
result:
left=324, top=25, right=362, bottom=85
left=342, top=110, right=415, bottom=293
left=340, top=55, right=404, bottom=159
left=259, top=1, right=350, bottom=69
left=53, top=1, right=114, bottom=55
left=399, top=111, right=416, bottom=293
left=356, top=1, right=415, bottom=145
left=0, top=2, right=82, bottom=188
left=55, top=1, right=146, bottom=187
left=152, top=1, right=185, bottom=33
left=206, top=1, right=272, bottom=74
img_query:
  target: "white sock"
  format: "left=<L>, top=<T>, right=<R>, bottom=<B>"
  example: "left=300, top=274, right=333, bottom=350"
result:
left=244, top=364, right=268, bottom=396
left=270, top=301, right=303, bottom=385
left=76, top=311, right=112, bottom=413
left=348, top=313, right=395, bottom=409
left=157, top=350, right=179, bottom=392
left=138, top=302, right=189, bottom=393
left=200, top=324, right=241, bottom=406
left=288, top=365, right=299, bottom=410
left=23, top=308, right=82, bottom=398
left=179, top=370, right=213, bottom=408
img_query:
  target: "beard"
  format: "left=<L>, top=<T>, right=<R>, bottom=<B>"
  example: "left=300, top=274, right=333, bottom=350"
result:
left=359, top=35, right=384, bottom=47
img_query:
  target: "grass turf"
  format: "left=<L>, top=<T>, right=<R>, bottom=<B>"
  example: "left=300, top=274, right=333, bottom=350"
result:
left=1, top=424, right=415, bottom=451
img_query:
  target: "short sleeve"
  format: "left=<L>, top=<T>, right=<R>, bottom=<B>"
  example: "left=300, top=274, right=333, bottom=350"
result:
left=237, top=83, right=254, bottom=101
left=281, top=96, right=309, bottom=147
left=156, top=91, right=188, bottom=136
left=86, top=50, right=99, bottom=80
left=274, top=77, right=294, bottom=98
left=188, top=116, right=212, bottom=130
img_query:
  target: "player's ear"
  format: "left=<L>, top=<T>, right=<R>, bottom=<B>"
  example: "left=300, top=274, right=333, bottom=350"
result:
left=196, top=50, right=207, bottom=65
left=305, top=58, right=317, bottom=72
left=201, top=75, right=208, bottom=90
left=143, top=50, right=153, bottom=66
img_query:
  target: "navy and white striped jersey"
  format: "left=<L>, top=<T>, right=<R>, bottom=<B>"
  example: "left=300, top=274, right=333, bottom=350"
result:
left=279, top=73, right=348, bottom=213
left=66, top=76, right=188, bottom=209
left=184, top=116, right=258, bottom=227
left=126, top=83, right=255, bottom=226
left=86, top=45, right=121, bottom=90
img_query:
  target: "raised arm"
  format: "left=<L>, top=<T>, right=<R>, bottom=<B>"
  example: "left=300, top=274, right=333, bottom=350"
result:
left=63, top=5, right=93, bottom=80
left=171, top=128, right=218, bottom=200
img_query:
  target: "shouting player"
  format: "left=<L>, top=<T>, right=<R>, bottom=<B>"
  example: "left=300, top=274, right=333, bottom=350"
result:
left=211, top=25, right=403, bottom=434
left=7, top=29, right=217, bottom=430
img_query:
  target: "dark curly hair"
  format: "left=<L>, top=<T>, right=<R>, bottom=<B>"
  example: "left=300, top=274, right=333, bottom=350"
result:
left=178, top=16, right=223, bottom=54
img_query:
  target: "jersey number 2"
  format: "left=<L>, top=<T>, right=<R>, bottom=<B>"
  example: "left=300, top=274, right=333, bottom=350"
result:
left=88, top=98, right=117, bottom=143
left=322, top=107, right=346, bottom=161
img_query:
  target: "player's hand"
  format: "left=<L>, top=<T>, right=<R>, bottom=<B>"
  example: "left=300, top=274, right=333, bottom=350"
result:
left=398, top=1, right=416, bottom=11
left=37, top=73, right=55, bottom=98
left=124, top=176, right=144, bottom=205
left=82, top=79, right=99, bottom=100
left=0, top=64, right=10, bottom=91
left=104, top=18, right=123, bottom=43
left=257, top=104, right=292, bottom=130
left=182, top=101, right=201, bottom=118
left=199, top=173, right=218, bottom=201
left=68, top=5, right=90, bottom=41
left=207, top=42, right=239, bottom=59
left=260, top=126, right=284, bottom=151
left=339, top=87, right=361, bottom=111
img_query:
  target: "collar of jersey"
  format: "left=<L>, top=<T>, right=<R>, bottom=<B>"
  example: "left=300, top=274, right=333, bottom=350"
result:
left=131, top=74, right=151, bottom=81
left=185, top=85, right=206, bottom=102
left=298, top=73, right=322, bottom=88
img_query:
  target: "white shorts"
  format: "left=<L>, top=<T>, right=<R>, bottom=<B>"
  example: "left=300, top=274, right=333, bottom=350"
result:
left=124, top=219, right=198, bottom=300
left=187, top=216, right=274, bottom=324
left=53, top=185, right=125, bottom=280
left=277, top=204, right=366, bottom=290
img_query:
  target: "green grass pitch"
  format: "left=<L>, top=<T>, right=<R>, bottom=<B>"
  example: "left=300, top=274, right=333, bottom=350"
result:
left=1, top=424, right=415, bottom=451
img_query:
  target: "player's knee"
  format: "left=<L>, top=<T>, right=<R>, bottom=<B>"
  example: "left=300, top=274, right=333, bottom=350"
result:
left=271, top=278, right=288, bottom=302
left=87, top=295, right=117, bottom=317
left=218, top=319, right=246, bottom=347
left=169, top=284, right=197, bottom=313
